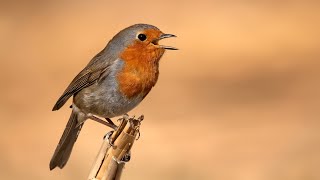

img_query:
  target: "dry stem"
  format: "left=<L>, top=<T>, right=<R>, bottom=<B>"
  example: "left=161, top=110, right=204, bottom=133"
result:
left=88, top=115, right=143, bottom=180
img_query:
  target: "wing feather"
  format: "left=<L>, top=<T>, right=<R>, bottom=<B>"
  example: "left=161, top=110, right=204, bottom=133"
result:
left=52, top=52, right=113, bottom=111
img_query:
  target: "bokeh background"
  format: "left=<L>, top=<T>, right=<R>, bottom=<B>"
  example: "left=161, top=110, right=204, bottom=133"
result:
left=1, top=0, right=319, bottom=179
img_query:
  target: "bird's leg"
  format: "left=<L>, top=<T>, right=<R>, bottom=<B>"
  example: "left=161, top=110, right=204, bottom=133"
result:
left=89, top=115, right=117, bottom=130
left=105, top=118, right=116, bottom=127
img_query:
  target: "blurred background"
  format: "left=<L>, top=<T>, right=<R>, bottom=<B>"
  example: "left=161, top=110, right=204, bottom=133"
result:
left=0, top=0, right=319, bottom=179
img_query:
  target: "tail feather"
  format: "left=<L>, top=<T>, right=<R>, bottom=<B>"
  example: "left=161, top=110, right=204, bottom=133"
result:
left=50, top=111, right=83, bottom=170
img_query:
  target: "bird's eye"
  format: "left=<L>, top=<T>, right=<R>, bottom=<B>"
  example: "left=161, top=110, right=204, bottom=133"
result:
left=138, top=34, right=147, bottom=41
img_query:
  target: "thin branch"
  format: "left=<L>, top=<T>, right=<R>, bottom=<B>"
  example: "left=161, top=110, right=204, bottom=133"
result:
left=88, top=115, right=143, bottom=180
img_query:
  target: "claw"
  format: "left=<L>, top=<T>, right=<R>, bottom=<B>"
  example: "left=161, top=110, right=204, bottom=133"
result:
left=103, top=131, right=114, bottom=140
left=108, top=140, right=115, bottom=147
left=138, top=115, right=144, bottom=122
left=136, top=130, right=141, bottom=140
left=106, top=132, right=116, bottom=147
left=121, top=151, right=131, bottom=162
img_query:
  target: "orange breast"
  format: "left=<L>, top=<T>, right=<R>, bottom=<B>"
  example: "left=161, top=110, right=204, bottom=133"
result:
left=117, top=42, right=165, bottom=99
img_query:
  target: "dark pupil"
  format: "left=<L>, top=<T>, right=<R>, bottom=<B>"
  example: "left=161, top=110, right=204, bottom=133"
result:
left=138, top=34, right=147, bottom=41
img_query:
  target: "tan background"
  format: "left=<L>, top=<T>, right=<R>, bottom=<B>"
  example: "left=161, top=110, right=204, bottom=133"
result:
left=1, top=1, right=320, bottom=179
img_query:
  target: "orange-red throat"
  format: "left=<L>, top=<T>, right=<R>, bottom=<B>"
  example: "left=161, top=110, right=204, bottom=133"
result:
left=117, top=29, right=166, bottom=99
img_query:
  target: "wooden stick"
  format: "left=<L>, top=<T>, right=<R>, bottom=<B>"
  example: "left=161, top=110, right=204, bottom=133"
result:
left=88, top=115, right=143, bottom=180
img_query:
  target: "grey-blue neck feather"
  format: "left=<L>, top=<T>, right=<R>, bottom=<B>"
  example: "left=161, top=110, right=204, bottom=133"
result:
left=87, top=24, right=160, bottom=66
left=104, top=24, right=160, bottom=57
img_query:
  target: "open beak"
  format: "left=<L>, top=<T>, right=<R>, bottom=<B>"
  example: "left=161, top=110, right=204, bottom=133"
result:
left=154, top=34, right=178, bottom=50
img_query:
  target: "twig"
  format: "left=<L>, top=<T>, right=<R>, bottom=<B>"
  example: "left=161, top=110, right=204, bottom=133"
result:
left=88, top=115, right=143, bottom=180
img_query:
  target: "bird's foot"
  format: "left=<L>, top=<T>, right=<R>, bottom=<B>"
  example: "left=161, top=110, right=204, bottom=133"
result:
left=103, top=131, right=115, bottom=147
left=118, top=114, right=129, bottom=122
left=127, top=115, right=144, bottom=140
left=121, top=151, right=131, bottom=162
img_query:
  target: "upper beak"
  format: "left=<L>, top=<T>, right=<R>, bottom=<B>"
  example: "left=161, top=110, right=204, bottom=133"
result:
left=157, top=34, right=178, bottom=50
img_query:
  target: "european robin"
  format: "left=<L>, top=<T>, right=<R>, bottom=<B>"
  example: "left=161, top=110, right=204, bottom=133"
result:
left=50, top=24, right=177, bottom=170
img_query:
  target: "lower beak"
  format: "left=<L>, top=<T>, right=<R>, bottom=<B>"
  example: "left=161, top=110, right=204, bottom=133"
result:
left=157, top=34, right=178, bottom=50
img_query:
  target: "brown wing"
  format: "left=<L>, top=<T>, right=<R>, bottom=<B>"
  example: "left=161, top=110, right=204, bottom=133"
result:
left=52, top=52, right=113, bottom=111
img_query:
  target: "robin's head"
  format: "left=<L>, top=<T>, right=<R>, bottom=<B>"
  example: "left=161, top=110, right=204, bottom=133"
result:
left=112, top=24, right=177, bottom=98
left=106, top=24, right=177, bottom=60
